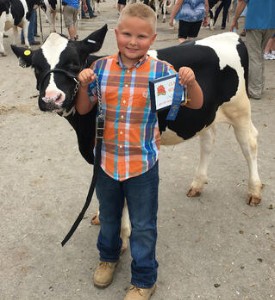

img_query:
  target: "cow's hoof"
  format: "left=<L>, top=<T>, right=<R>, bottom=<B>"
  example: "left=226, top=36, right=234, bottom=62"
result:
left=247, top=196, right=261, bottom=206
left=187, top=188, right=202, bottom=197
left=162, top=19, right=166, bottom=23
left=0, top=52, right=7, bottom=57
left=91, top=214, right=100, bottom=225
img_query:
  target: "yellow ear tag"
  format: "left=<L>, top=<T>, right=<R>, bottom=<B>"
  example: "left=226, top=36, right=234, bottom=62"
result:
left=24, top=49, right=31, bottom=56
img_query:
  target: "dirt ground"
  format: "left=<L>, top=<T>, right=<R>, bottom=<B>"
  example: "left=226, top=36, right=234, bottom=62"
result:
left=1, top=2, right=275, bottom=299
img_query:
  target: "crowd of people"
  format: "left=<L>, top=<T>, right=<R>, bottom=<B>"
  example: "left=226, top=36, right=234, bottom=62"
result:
left=22, top=0, right=274, bottom=64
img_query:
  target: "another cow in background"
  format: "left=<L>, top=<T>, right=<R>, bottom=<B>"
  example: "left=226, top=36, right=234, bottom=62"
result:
left=0, top=0, right=43, bottom=56
left=41, top=0, right=60, bottom=33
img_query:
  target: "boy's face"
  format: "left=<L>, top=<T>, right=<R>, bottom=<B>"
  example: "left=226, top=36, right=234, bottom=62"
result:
left=115, top=16, right=157, bottom=67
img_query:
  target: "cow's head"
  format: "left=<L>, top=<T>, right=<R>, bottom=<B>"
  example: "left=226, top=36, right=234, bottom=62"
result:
left=11, top=24, right=108, bottom=115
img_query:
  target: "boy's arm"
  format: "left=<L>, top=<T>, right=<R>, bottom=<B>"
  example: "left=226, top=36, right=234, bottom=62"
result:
left=75, top=68, right=97, bottom=115
left=178, top=67, right=203, bottom=109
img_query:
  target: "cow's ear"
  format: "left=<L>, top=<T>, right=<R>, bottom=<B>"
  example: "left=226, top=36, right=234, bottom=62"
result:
left=10, top=45, right=34, bottom=68
left=81, top=24, right=108, bottom=53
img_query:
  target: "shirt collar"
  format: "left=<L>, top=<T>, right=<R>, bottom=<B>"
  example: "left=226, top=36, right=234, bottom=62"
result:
left=116, top=53, right=148, bottom=69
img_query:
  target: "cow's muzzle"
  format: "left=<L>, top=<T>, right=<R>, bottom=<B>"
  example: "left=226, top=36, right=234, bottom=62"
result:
left=39, top=68, right=80, bottom=113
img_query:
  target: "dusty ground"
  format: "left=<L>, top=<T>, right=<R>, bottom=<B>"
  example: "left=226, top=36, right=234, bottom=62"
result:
left=0, top=2, right=275, bottom=299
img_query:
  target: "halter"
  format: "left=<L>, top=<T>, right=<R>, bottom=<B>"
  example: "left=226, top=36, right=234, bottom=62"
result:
left=61, top=74, right=105, bottom=247
left=40, top=68, right=80, bottom=116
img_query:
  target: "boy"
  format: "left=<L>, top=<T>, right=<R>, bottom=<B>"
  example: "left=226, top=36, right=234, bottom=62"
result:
left=75, top=3, right=203, bottom=300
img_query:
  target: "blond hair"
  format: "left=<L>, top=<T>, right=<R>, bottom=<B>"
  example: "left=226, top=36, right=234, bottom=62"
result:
left=118, top=3, right=157, bottom=33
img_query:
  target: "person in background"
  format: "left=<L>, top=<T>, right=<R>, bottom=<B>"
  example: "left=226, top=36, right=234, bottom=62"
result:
left=75, top=3, right=203, bottom=299
left=63, top=0, right=87, bottom=40
left=263, top=34, right=275, bottom=60
left=213, top=0, right=231, bottom=29
left=230, top=0, right=275, bottom=100
left=117, top=0, right=126, bottom=14
left=81, top=0, right=97, bottom=18
left=21, top=9, right=40, bottom=46
left=169, top=0, right=209, bottom=43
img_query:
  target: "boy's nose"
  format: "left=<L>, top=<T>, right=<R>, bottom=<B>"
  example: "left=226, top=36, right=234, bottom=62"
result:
left=129, top=38, right=137, bottom=46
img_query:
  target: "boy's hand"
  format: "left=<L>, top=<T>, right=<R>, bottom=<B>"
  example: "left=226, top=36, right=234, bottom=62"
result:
left=178, top=67, right=196, bottom=87
left=78, top=68, right=96, bottom=88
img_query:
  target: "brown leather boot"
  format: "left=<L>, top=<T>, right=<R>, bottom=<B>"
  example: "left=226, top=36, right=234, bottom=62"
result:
left=124, top=284, right=156, bottom=300
left=93, top=261, right=118, bottom=288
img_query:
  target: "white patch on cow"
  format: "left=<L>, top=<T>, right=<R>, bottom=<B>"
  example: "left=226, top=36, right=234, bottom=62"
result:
left=196, top=32, right=245, bottom=98
left=42, top=33, right=68, bottom=67
left=196, top=32, right=240, bottom=71
left=41, top=33, right=69, bottom=101
left=148, top=50, right=158, bottom=59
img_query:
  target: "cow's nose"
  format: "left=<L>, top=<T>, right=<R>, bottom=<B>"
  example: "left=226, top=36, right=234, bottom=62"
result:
left=42, top=90, right=64, bottom=107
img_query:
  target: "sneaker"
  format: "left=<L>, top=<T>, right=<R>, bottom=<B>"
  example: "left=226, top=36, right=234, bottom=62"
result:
left=240, top=29, right=246, bottom=37
left=263, top=52, right=274, bottom=60
left=248, top=94, right=261, bottom=100
left=124, top=284, right=156, bottom=300
left=93, top=261, right=118, bottom=288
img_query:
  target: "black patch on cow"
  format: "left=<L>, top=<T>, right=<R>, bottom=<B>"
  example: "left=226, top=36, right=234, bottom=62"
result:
left=237, top=38, right=249, bottom=94
left=156, top=42, right=239, bottom=139
left=64, top=108, right=97, bottom=164
left=48, top=0, right=57, bottom=10
left=0, top=0, right=10, bottom=15
left=10, top=0, right=24, bottom=25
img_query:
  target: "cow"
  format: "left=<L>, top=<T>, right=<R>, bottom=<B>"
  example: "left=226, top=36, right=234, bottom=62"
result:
left=11, top=25, right=262, bottom=249
left=0, top=0, right=42, bottom=56
left=41, top=0, right=60, bottom=33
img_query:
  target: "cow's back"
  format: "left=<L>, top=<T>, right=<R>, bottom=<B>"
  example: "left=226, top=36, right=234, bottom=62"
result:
left=155, top=32, right=248, bottom=140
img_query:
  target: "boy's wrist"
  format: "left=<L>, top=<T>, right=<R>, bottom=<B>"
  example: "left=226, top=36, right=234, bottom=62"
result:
left=79, top=82, right=89, bottom=88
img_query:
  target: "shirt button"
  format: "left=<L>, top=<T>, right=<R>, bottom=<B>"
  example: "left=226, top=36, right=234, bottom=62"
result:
left=121, top=115, right=124, bottom=119
left=119, top=145, right=123, bottom=149
left=125, top=84, right=128, bottom=87
left=120, top=131, right=123, bottom=135
left=123, top=100, right=126, bottom=105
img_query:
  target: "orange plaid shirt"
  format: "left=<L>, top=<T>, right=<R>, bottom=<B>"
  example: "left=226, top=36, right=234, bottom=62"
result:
left=88, top=53, right=176, bottom=181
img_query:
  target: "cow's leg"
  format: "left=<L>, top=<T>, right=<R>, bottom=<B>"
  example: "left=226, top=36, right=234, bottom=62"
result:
left=187, top=126, right=216, bottom=197
left=232, top=118, right=262, bottom=205
left=120, top=201, right=131, bottom=253
left=162, top=0, right=167, bottom=23
left=91, top=210, right=100, bottom=225
left=51, top=11, right=57, bottom=32
left=91, top=202, right=130, bottom=253
left=0, top=12, right=6, bottom=56
left=21, top=22, right=30, bottom=48
left=11, top=26, right=19, bottom=46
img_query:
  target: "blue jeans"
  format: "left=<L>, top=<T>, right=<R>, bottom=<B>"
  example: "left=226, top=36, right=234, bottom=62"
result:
left=96, top=162, right=159, bottom=288
left=21, top=10, right=37, bottom=43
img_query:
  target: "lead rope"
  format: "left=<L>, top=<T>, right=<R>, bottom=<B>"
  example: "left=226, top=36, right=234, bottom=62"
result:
left=61, top=77, right=104, bottom=246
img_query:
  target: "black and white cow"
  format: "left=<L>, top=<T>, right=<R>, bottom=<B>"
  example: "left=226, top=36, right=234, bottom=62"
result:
left=0, top=0, right=42, bottom=56
left=41, top=0, right=62, bottom=33
left=11, top=25, right=262, bottom=248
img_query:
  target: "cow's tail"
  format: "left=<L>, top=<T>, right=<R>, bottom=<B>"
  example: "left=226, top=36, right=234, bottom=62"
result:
left=238, top=37, right=249, bottom=95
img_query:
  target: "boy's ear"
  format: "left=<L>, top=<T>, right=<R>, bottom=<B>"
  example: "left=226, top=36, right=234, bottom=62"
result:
left=151, top=33, right=157, bottom=45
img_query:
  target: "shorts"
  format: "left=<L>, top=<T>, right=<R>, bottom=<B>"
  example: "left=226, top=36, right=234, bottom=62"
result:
left=118, top=0, right=126, bottom=5
left=63, top=5, right=79, bottom=28
left=178, top=20, right=202, bottom=39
